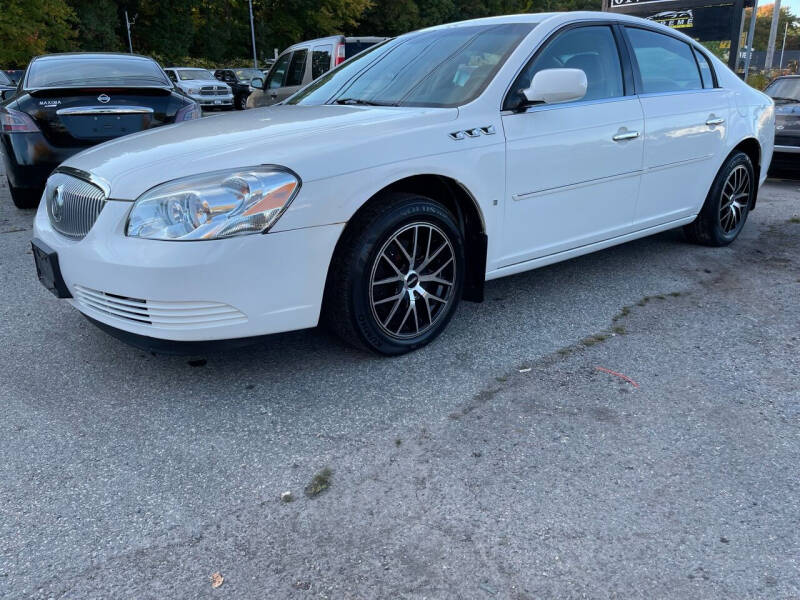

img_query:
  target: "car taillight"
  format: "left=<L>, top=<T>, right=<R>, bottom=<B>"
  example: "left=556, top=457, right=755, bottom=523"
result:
left=0, top=107, right=39, bottom=133
left=175, top=102, right=201, bottom=122
left=335, top=43, right=346, bottom=66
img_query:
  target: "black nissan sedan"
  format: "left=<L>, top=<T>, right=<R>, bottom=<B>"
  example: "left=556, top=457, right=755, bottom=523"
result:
left=0, top=53, right=200, bottom=208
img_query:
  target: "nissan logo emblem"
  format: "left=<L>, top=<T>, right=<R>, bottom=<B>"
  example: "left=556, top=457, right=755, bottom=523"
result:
left=97, top=93, right=110, bottom=103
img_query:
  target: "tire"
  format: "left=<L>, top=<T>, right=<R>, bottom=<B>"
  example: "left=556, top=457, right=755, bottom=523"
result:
left=324, top=192, right=465, bottom=355
left=7, top=177, right=41, bottom=209
left=236, top=94, right=248, bottom=110
left=684, top=151, right=754, bottom=246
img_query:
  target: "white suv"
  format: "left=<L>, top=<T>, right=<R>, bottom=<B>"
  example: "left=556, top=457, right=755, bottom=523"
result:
left=164, top=67, right=233, bottom=109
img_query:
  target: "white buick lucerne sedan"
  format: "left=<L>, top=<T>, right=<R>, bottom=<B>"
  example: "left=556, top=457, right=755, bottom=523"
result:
left=31, top=13, right=774, bottom=355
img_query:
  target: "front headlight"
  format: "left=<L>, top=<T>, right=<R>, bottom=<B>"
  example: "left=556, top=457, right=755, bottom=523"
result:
left=126, top=167, right=300, bottom=241
left=186, top=87, right=200, bottom=94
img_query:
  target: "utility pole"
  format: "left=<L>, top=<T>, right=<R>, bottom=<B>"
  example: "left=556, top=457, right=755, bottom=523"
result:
left=743, top=0, right=759, bottom=82
left=124, top=11, right=134, bottom=54
left=765, top=0, right=782, bottom=70
left=249, top=0, right=258, bottom=69
left=779, top=20, right=789, bottom=69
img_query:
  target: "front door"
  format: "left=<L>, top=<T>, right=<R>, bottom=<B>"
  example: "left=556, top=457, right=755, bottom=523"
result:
left=500, top=24, right=644, bottom=267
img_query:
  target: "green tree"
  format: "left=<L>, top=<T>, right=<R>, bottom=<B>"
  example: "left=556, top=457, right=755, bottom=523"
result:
left=68, top=0, right=122, bottom=52
left=0, top=0, right=76, bottom=66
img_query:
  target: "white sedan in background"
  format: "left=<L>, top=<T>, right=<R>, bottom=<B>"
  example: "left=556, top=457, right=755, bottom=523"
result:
left=32, top=12, right=774, bottom=355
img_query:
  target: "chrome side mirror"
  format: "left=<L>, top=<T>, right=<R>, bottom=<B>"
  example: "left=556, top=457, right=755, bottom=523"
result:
left=522, top=68, right=587, bottom=105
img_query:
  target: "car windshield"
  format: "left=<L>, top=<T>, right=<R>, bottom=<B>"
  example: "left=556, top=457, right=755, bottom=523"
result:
left=766, top=77, right=800, bottom=102
left=26, top=57, right=170, bottom=88
left=0, top=71, right=11, bottom=85
left=234, top=68, right=262, bottom=81
left=288, top=23, right=535, bottom=108
left=177, top=69, right=215, bottom=81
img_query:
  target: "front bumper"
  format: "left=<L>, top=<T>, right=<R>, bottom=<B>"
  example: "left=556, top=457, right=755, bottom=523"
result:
left=33, top=200, right=344, bottom=342
left=1, top=132, right=82, bottom=190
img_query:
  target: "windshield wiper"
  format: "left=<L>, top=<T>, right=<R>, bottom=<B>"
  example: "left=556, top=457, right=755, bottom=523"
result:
left=771, top=96, right=798, bottom=103
left=333, top=98, right=395, bottom=106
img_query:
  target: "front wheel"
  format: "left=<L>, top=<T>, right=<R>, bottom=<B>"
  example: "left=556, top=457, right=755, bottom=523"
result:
left=236, top=94, right=248, bottom=110
left=324, top=192, right=465, bottom=355
left=684, top=151, right=754, bottom=246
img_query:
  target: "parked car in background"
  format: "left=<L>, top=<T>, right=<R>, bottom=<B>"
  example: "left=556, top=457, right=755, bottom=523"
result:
left=1, top=53, right=200, bottom=208
left=247, top=35, right=386, bottom=108
left=164, top=67, right=233, bottom=109
left=765, top=75, right=800, bottom=169
left=0, top=71, right=16, bottom=100
left=3, top=70, right=24, bottom=85
left=31, top=13, right=773, bottom=355
left=213, top=68, right=262, bottom=110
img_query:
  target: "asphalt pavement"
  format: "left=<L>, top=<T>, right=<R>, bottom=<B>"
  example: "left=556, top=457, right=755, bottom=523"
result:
left=1, top=165, right=798, bottom=599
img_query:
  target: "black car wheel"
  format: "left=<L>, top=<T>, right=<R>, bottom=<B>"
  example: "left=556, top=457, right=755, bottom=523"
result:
left=236, top=94, right=248, bottom=110
left=325, top=192, right=465, bottom=355
left=7, top=177, right=41, bottom=209
left=684, top=151, right=754, bottom=246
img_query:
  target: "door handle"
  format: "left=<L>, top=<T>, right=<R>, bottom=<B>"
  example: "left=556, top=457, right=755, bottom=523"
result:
left=612, top=130, right=640, bottom=142
left=706, top=117, right=725, bottom=126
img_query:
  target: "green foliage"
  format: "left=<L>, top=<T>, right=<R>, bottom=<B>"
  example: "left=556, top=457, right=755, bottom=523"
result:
left=0, top=0, right=77, bottom=66
left=3, top=0, right=607, bottom=68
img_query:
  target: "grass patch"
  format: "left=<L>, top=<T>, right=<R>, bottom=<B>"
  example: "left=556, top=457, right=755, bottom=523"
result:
left=612, top=325, right=626, bottom=335
left=789, top=216, right=800, bottom=224
left=304, top=467, right=333, bottom=498
left=582, top=333, right=610, bottom=347
left=394, top=438, right=402, bottom=447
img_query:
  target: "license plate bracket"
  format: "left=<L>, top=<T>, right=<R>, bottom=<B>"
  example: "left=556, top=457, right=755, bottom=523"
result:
left=32, top=239, right=72, bottom=298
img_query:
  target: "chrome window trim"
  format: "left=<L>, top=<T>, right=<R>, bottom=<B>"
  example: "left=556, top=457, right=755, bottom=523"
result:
left=774, top=145, right=800, bottom=154
left=500, top=94, right=632, bottom=116
left=635, top=87, right=725, bottom=100
left=56, top=106, right=155, bottom=116
left=53, top=165, right=111, bottom=198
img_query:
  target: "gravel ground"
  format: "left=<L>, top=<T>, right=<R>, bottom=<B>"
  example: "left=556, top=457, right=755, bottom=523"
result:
left=0, top=167, right=798, bottom=599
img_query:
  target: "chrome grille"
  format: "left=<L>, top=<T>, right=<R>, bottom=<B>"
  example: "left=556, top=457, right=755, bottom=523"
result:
left=46, top=173, right=106, bottom=240
left=200, top=85, right=228, bottom=96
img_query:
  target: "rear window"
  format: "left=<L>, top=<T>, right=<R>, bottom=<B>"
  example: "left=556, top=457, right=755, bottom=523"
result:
left=0, top=71, right=11, bottom=85
left=312, top=45, right=333, bottom=79
left=27, top=57, right=170, bottom=88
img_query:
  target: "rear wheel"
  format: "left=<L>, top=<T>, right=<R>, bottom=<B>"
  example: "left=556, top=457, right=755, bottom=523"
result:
left=325, top=192, right=465, bottom=355
left=684, top=151, right=754, bottom=246
left=7, top=177, right=41, bottom=209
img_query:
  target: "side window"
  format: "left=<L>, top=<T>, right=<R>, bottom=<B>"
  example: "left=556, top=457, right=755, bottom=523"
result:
left=286, top=49, right=308, bottom=86
left=267, top=53, right=291, bottom=89
left=312, top=45, right=333, bottom=79
left=626, top=27, right=702, bottom=94
left=693, top=48, right=715, bottom=88
left=505, top=26, right=624, bottom=110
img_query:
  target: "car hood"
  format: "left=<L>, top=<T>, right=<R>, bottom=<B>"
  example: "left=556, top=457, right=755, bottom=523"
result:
left=61, top=104, right=459, bottom=200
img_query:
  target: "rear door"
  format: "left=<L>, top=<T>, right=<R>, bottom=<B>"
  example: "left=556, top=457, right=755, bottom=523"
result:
left=624, top=26, right=730, bottom=229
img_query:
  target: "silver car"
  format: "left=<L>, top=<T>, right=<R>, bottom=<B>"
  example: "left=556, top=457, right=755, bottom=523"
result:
left=247, top=35, right=385, bottom=108
left=164, top=67, right=233, bottom=109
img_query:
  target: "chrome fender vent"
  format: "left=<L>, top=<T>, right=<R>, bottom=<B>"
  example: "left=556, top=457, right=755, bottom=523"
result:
left=449, top=125, right=496, bottom=140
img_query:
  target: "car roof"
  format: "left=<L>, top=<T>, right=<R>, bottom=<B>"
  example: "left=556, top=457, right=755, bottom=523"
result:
left=32, top=52, right=156, bottom=63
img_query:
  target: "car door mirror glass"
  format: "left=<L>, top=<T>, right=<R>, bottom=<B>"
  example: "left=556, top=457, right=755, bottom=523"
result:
left=250, top=77, right=264, bottom=90
left=522, top=68, right=587, bottom=106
